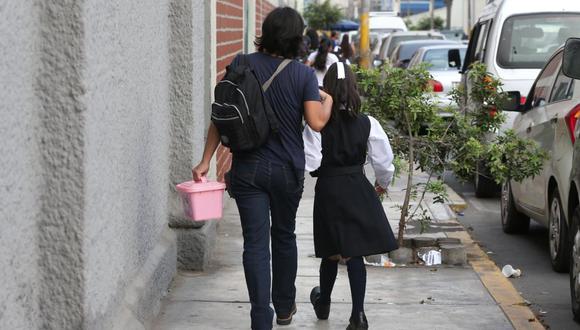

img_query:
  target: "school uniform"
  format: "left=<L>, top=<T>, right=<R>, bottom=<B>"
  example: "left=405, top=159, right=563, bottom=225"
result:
left=303, top=111, right=399, bottom=258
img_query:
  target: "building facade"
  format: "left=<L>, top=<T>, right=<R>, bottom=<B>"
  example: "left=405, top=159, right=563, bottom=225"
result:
left=0, top=0, right=281, bottom=329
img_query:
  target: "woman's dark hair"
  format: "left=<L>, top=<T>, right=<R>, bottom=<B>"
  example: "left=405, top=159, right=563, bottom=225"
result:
left=340, top=34, right=352, bottom=61
left=305, top=28, right=319, bottom=51
left=255, top=7, right=305, bottom=59
left=322, top=62, right=361, bottom=118
left=314, top=38, right=332, bottom=72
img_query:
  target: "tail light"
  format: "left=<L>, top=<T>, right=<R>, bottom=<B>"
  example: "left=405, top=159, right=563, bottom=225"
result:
left=520, top=96, right=527, bottom=105
left=565, top=104, right=580, bottom=144
left=429, top=80, right=444, bottom=93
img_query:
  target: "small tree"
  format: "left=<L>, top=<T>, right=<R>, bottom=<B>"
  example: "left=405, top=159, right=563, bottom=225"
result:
left=409, top=16, right=445, bottom=31
left=303, top=0, right=343, bottom=31
left=357, top=63, right=547, bottom=244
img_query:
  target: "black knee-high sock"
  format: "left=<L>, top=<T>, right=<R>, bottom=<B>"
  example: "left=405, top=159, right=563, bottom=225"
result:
left=319, top=258, right=338, bottom=304
left=346, top=257, right=366, bottom=317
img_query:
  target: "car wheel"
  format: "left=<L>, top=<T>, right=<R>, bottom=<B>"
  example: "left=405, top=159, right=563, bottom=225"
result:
left=475, top=162, right=499, bottom=198
left=570, top=206, right=580, bottom=322
left=549, top=188, right=570, bottom=273
left=500, top=182, right=530, bottom=234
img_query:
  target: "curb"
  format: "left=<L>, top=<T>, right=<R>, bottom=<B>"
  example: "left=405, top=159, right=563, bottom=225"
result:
left=447, top=227, right=543, bottom=329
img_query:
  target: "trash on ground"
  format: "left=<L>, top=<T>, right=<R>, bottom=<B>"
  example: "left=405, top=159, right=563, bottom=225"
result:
left=364, top=255, right=396, bottom=268
left=501, top=264, right=522, bottom=278
left=418, top=249, right=442, bottom=266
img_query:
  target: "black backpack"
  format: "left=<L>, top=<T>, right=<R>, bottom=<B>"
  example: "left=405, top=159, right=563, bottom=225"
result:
left=211, top=55, right=291, bottom=152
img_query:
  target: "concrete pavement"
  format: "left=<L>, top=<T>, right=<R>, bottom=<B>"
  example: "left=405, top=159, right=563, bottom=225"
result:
left=152, top=170, right=538, bottom=329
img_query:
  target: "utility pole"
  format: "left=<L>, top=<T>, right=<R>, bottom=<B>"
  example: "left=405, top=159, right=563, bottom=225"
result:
left=359, top=0, right=370, bottom=68
left=429, top=0, right=435, bottom=30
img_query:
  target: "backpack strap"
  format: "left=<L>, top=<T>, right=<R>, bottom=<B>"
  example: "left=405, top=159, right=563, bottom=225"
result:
left=262, top=59, right=292, bottom=92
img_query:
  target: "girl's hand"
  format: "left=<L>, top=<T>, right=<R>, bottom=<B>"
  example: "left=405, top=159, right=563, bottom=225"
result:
left=375, top=183, right=387, bottom=196
left=192, top=161, right=210, bottom=182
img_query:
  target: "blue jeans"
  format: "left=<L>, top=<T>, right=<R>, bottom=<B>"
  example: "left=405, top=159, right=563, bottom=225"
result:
left=230, top=158, right=304, bottom=330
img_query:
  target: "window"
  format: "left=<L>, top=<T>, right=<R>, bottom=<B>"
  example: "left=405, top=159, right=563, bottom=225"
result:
left=531, top=53, right=562, bottom=108
left=423, top=48, right=467, bottom=71
left=474, top=21, right=490, bottom=62
left=497, top=13, right=580, bottom=69
left=463, top=20, right=491, bottom=71
left=551, top=68, right=574, bottom=103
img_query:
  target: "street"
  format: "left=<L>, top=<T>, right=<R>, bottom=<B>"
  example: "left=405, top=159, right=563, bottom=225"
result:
left=446, top=175, right=579, bottom=330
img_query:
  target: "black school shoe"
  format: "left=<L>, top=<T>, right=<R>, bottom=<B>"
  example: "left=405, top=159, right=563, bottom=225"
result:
left=346, top=312, right=368, bottom=330
left=310, top=286, right=331, bottom=320
left=276, top=303, right=297, bottom=326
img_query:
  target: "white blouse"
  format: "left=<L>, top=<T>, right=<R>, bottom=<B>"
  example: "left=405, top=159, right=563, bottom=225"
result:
left=303, top=115, right=395, bottom=189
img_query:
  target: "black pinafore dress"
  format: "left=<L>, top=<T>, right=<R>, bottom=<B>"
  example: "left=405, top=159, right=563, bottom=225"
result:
left=313, top=112, right=398, bottom=258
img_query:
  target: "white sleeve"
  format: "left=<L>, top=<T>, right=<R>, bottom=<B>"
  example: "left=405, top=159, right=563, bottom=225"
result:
left=367, top=116, right=395, bottom=189
left=303, top=125, right=322, bottom=172
left=307, top=51, right=317, bottom=63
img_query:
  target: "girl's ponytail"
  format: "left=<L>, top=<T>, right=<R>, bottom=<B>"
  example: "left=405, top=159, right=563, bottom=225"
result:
left=314, top=38, right=332, bottom=71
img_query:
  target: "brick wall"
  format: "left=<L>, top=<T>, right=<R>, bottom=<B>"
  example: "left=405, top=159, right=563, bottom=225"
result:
left=215, top=0, right=276, bottom=182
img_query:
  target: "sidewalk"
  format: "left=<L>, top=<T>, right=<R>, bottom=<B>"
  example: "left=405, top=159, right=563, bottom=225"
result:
left=153, top=171, right=533, bottom=330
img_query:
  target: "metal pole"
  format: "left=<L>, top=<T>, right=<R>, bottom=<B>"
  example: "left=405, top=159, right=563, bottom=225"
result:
left=360, top=0, right=370, bottom=68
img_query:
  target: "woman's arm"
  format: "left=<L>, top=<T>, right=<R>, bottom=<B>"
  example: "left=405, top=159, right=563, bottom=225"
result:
left=192, top=122, right=221, bottom=181
left=304, top=90, right=332, bottom=132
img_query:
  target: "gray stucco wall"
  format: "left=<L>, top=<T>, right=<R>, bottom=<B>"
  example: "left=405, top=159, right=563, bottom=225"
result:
left=0, top=2, right=41, bottom=329
left=82, top=1, right=172, bottom=328
left=0, top=0, right=212, bottom=328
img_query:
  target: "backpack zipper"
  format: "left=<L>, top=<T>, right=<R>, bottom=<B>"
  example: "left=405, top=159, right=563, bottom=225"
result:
left=218, top=80, right=251, bottom=117
left=212, top=102, right=244, bottom=124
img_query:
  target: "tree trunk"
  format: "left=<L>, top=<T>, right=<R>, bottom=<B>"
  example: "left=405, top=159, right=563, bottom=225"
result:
left=397, top=136, right=414, bottom=246
left=445, top=0, right=452, bottom=30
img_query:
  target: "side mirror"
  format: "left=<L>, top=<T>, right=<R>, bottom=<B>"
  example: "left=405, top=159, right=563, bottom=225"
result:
left=503, top=91, right=522, bottom=112
left=448, top=49, right=462, bottom=69
left=563, top=38, right=580, bottom=80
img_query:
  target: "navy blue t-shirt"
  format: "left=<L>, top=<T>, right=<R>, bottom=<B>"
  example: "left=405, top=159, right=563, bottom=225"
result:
left=230, top=52, right=320, bottom=170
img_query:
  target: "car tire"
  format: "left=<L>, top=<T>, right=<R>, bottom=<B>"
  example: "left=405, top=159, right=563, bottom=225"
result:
left=501, top=182, right=530, bottom=234
left=549, top=188, right=570, bottom=273
left=570, top=206, right=580, bottom=322
left=475, top=163, right=500, bottom=198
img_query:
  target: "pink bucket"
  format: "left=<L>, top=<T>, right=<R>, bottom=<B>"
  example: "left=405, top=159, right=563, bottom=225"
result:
left=176, top=177, right=226, bottom=221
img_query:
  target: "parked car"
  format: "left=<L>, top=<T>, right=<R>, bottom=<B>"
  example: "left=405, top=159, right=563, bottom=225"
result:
left=390, top=39, right=459, bottom=68
left=374, top=31, right=445, bottom=67
left=501, top=40, right=580, bottom=274
left=408, top=44, right=467, bottom=115
left=564, top=38, right=580, bottom=321
left=455, top=0, right=580, bottom=197
left=369, top=11, right=408, bottom=60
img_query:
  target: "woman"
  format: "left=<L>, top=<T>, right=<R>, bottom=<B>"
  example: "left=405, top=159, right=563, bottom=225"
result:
left=339, top=34, right=355, bottom=65
left=305, top=38, right=339, bottom=87
left=192, top=7, right=332, bottom=330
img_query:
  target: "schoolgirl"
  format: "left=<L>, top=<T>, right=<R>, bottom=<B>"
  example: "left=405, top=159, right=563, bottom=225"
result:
left=303, top=62, right=398, bottom=330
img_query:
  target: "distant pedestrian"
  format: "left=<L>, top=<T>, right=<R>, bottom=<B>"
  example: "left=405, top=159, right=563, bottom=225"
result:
left=192, top=7, right=333, bottom=330
left=330, top=30, right=339, bottom=50
left=305, top=28, right=320, bottom=52
left=339, top=34, right=355, bottom=65
left=305, top=38, right=339, bottom=87
left=303, top=62, right=398, bottom=330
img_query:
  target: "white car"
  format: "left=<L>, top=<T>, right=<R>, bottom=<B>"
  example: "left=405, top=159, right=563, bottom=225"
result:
left=501, top=42, right=580, bottom=273
left=375, top=31, right=445, bottom=67
left=408, top=44, right=467, bottom=116
left=457, top=0, right=580, bottom=197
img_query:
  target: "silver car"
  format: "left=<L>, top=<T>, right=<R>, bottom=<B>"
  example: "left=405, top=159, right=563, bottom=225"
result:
left=408, top=44, right=467, bottom=116
left=502, top=41, right=580, bottom=273
left=374, top=31, right=445, bottom=67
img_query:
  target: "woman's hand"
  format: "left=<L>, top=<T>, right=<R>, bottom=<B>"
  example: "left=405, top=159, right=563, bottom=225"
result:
left=192, top=161, right=210, bottom=182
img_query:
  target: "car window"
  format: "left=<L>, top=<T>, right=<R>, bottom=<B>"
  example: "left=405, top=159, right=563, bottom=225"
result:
left=386, top=34, right=444, bottom=58
left=551, top=68, right=574, bottom=103
left=463, top=20, right=491, bottom=71
left=531, top=52, right=562, bottom=108
left=474, top=20, right=491, bottom=62
left=497, top=13, right=580, bottom=69
left=423, top=48, right=467, bottom=70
